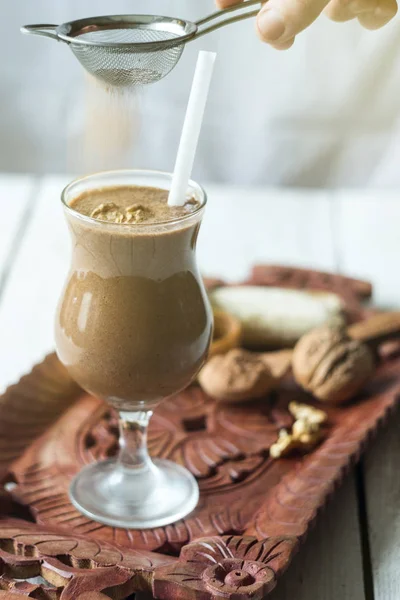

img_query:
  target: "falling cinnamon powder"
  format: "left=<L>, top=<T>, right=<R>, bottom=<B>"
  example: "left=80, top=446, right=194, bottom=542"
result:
left=67, top=73, right=141, bottom=173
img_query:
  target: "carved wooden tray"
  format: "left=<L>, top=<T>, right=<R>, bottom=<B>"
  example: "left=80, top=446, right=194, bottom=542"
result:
left=0, top=267, right=399, bottom=600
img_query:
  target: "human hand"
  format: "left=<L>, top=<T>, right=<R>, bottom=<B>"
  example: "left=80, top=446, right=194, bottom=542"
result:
left=216, top=0, right=397, bottom=49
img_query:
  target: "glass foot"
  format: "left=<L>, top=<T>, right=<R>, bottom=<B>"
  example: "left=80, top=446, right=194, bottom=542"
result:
left=69, top=458, right=199, bottom=529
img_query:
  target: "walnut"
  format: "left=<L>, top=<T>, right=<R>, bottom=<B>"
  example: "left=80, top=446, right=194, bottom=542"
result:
left=270, top=402, right=327, bottom=459
left=292, top=324, right=375, bottom=404
left=198, top=348, right=277, bottom=402
left=292, top=420, right=324, bottom=448
left=270, top=429, right=300, bottom=458
left=91, top=202, right=124, bottom=223
left=260, top=349, right=292, bottom=379
left=292, top=418, right=319, bottom=438
left=288, top=401, right=327, bottom=426
left=125, top=204, right=152, bottom=223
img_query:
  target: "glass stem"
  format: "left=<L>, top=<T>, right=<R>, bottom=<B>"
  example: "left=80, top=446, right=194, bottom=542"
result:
left=118, top=410, right=153, bottom=471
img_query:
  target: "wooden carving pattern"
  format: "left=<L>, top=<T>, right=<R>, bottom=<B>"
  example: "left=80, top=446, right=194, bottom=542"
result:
left=0, top=518, right=173, bottom=598
left=0, top=519, right=296, bottom=600
left=0, top=594, right=109, bottom=600
left=10, top=383, right=295, bottom=550
left=0, top=355, right=79, bottom=481
left=153, top=535, right=298, bottom=600
left=246, top=360, right=400, bottom=539
left=0, top=267, right=399, bottom=599
left=7, top=355, right=400, bottom=552
left=80, top=387, right=293, bottom=485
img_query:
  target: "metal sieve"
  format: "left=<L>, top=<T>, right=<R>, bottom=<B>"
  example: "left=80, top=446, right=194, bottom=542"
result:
left=21, top=0, right=263, bottom=87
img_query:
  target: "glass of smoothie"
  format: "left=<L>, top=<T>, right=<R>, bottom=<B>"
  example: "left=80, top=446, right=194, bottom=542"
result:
left=55, top=169, right=212, bottom=529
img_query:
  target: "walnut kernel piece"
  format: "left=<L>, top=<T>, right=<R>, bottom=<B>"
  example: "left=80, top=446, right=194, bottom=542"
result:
left=291, top=419, right=324, bottom=448
left=291, top=418, right=319, bottom=438
left=296, top=426, right=324, bottom=449
left=288, top=401, right=327, bottom=426
left=270, top=402, right=327, bottom=459
left=91, top=202, right=124, bottom=223
left=125, top=203, right=153, bottom=223
left=270, top=429, right=299, bottom=458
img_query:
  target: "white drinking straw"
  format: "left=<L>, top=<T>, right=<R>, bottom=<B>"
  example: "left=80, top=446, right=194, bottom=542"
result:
left=168, top=51, right=217, bottom=206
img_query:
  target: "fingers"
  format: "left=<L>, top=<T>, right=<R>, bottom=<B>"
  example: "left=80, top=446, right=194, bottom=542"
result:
left=324, top=0, right=397, bottom=26
left=324, top=0, right=360, bottom=22
left=272, top=37, right=296, bottom=49
left=255, top=0, right=331, bottom=47
left=216, top=0, right=243, bottom=7
left=358, top=0, right=397, bottom=28
left=218, top=0, right=396, bottom=49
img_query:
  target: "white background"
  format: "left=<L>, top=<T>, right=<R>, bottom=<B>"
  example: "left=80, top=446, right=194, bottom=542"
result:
left=2, top=0, right=400, bottom=186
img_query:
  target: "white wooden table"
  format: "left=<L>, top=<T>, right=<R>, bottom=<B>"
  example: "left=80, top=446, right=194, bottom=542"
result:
left=1, top=173, right=399, bottom=599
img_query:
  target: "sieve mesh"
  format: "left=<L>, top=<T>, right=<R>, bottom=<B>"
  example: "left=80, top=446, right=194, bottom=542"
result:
left=23, top=2, right=263, bottom=87
left=70, top=27, right=185, bottom=87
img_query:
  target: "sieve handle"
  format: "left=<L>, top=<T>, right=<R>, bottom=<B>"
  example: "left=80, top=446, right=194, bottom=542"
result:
left=194, top=0, right=266, bottom=38
left=20, top=24, right=61, bottom=42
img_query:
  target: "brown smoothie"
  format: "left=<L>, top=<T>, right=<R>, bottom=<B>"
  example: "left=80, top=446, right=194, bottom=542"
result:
left=55, top=185, right=212, bottom=410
